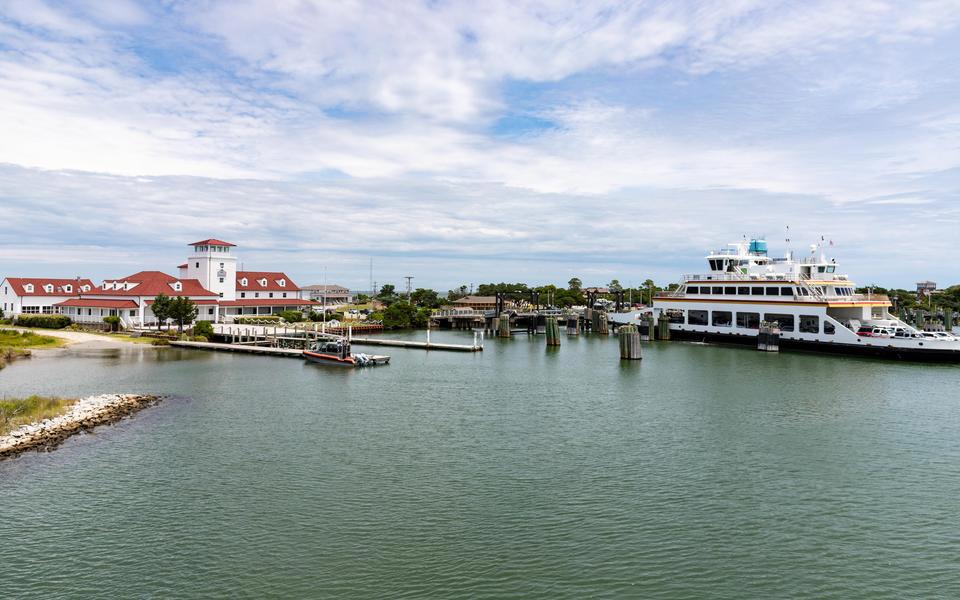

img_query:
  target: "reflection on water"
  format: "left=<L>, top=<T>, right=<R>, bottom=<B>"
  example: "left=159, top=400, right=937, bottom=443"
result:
left=1, top=332, right=959, bottom=599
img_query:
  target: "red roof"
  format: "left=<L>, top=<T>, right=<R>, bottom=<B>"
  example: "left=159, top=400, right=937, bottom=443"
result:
left=189, top=238, right=235, bottom=247
left=85, top=271, right=218, bottom=298
left=54, top=298, right=139, bottom=309
left=219, top=298, right=318, bottom=307
left=145, top=298, right=219, bottom=305
left=3, top=277, right=95, bottom=297
left=176, top=263, right=188, bottom=269
left=236, top=271, right=300, bottom=292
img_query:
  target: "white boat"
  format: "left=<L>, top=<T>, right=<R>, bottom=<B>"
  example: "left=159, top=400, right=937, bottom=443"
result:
left=610, top=239, right=960, bottom=361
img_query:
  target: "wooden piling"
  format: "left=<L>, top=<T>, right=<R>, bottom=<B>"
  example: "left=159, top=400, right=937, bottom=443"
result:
left=497, top=313, right=512, bottom=338
left=657, top=313, right=671, bottom=340
left=545, top=316, right=561, bottom=346
left=619, top=324, right=642, bottom=360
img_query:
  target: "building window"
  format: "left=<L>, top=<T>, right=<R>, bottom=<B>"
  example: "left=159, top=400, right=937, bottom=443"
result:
left=764, top=313, right=795, bottom=331
left=23, top=306, right=40, bottom=314
left=219, top=263, right=224, bottom=268
left=712, top=311, right=732, bottom=327
left=269, top=293, right=274, bottom=298
left=240, top=292, right=246, bottom=298
left=282, top=292, right=287, bottom=298
left=799, top=315, right=819, bottom=333
left=736, top=312, right=760, bottom=329
left=208, top=308, right=215, bottom=315
left=255, top=293, right=259, bottom=298
left=688, top=310, right=708, bottom=325
left=219, top=292, right=223, bottom=298
left=195, top=262, right=200, bottom=268
left=219, top=278, right=224, bottom=283
left=278, top=279, right=286, bottom=287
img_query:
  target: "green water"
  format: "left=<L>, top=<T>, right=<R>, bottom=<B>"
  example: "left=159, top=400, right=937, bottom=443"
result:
left=1, top=332, right=959, bottom=598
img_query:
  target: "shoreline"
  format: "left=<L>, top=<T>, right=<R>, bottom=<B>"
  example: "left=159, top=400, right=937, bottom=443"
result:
left=0, top=394, right=161, bottom=460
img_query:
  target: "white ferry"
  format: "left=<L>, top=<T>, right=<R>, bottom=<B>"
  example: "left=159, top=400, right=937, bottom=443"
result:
left=611, top=239, right=960, bottom=361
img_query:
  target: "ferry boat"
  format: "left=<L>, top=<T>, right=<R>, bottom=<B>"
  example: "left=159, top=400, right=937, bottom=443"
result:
left=611, top=239, right=960, bottom=361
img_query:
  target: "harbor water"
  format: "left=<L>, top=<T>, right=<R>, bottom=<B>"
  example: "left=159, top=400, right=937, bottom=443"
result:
left=2, top=331, right=960, bottom=598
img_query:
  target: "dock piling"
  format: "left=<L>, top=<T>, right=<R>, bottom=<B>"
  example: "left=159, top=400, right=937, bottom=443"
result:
left=619, top=324, right=642, bottom=360
left=545, top=316, right=561, bottom=346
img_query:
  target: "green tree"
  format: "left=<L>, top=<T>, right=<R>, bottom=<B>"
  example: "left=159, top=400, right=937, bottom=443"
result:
left=567, top=277, right=582, bottom=291
left=168, top=296, right=198, bottom=333
left=193, top=320, right=214, bottom=339
left=355, top=293, right=370, bottom=303
left=378, top=284, right=396, bottom=298
left=410, top=288, right=440, bottom=308
left=381, top=301, right=419, bottom=329
left=102, top=315, right=121, bottom=332
left=447, top=285, right=469, bottom=301
left=608, top=279, right=623, bottom=292
left=151, top=293, right=172, bottom=330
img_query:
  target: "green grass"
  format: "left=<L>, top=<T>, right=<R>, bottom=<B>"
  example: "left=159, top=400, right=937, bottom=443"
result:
left=0, top=329, right=66, bottom=349
left=0, top=395, right=77, bottom=435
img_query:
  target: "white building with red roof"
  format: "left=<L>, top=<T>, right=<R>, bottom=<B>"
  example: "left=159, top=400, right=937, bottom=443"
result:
left=3, top=238, right=318, bottom=327
left=1, top=277, right=96, bottom=317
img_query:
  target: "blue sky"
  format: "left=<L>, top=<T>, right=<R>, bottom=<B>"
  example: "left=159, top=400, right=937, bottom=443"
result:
left=1, top=0, right=959, bottom=291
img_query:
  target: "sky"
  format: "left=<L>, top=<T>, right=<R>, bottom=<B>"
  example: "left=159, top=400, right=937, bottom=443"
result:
left=1, top=0, right=959, bottom=291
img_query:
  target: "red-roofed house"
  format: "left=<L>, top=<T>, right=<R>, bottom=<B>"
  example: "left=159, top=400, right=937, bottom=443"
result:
left=1, top=277, right=95, bottom=318
left=219, top=270, right=316, bottom=319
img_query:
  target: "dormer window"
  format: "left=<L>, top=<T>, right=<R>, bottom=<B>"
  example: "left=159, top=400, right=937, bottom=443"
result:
left=240, top=277, right=248, bottom=286
left=64, top=285, right=72, bottom=293
left=171, top=281, right=182, bottom=292
left=278, top=279, right=286, bottom=287
left=43, top=284, right=53, bottom=293
left=258, top=278, right=267, bottom=287
left=81, top=285, right=90, bottom=292
left=24, top=283, right=34, bottom=293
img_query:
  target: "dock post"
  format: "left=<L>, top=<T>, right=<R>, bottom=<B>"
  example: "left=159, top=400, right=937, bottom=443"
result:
left=497, top=313, right=511, bottom=338
left=758, top=321, right=781, bottom=352
left=545, top=316, right=561, bottom=346
left=619, top=324, right=642, bottom=360
left=566, top=316, right=579, bottom=335
left=593, top=311, right=609, bottom=335
left=657, top=312, right=671, bottom=340
left=427, top=328, right=431, bottom=346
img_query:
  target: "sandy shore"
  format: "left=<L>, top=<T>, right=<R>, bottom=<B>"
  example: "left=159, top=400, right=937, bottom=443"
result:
left=0, top=326, right=139, bottom=348
left=0, top=394, right=161, bottom=460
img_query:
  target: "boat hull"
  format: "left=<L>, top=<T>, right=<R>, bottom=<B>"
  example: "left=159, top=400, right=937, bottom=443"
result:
left=302, top=351, right=356, bottom=367
left=665, top=328, right=960, bottom=362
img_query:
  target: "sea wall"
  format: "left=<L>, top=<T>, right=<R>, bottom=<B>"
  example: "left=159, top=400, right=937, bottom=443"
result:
left=0, top=394, right=161, bottom=460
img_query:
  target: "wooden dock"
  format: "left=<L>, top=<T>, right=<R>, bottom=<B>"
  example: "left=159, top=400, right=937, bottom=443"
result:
left=349, top=337, right=482, bottom=352
left=170, top=341, right=391, bottom=363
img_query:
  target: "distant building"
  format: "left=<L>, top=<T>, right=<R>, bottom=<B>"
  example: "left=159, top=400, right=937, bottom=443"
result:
left=917, top=281, right=938, bottom=297
left=2, top=238, right=318, bottom=327
left=302, top=284, right=353, bottom=305
left=583, top=287, right=611, bottom=294
left=451, top=295, right=497, bottom=310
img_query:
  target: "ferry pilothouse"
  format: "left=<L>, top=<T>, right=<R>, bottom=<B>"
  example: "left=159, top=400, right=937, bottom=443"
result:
left=611, top=239, right=960, bottom=361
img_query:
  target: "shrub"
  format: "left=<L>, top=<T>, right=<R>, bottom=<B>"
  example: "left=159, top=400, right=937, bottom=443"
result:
left=103, top=315, right=122, bottom=332
left=234, top=316, right=282, bottom=324
left=193, top=320, right=214, bottom=338
left=15, top=314, right=72, bottom=329
left=191, top=335, right=208, bottom=342
left=150, top=338, right=170, bottom=346
left=276, top=310, right=303, bottom=323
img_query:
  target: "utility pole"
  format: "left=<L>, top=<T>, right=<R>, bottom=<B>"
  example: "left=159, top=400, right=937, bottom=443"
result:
left=404, top=276, right=414, bottom=301
left=369, top=257, right=374, bottom=297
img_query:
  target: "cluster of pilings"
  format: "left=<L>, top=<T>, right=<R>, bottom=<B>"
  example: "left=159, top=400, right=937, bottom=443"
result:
left=618, top=324, right=642, bottom=360
left=900, top=309, right=957, bottom=331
